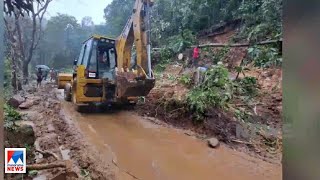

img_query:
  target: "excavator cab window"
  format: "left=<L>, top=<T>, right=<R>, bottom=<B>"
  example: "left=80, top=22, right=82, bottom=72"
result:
left=96, top=38, right=117, bottom=79
left=88, top=41, right=98, bottom=74
left=77, top=44, right=86, bottom=66
left=82, top=39, right=93, bottom=68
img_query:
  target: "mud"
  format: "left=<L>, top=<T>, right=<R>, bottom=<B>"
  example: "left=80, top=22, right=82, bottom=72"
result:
left=54, top=88, right=281, bottom=180
left=16, top=83, right=115, bottom=179
left=7, top=81, right=282, bottom=180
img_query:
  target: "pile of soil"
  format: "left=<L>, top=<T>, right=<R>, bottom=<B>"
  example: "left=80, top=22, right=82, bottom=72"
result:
left=5, top=83, right=115, bottom=180
left=137, top=24, right=282, bottom=162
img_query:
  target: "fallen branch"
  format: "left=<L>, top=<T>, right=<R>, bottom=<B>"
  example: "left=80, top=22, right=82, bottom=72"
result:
left=168, top=107, right=185, bottom=115
left=27, top=161, right=66, bottom=171
left=35, top=149, right=59, bottom=160
left=194, top=39, right=282, bottom=48
left=231, top=139, right=253, bottom=145
left=233, top=102, right=265, bottom=107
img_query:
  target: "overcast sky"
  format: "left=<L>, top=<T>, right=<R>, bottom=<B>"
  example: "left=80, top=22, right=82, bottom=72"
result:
left=46, top=0, right=112, bottom=25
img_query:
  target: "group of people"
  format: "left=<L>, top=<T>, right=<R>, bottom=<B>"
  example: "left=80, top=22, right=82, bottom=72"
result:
left=36, top=68, right=57, bottom=87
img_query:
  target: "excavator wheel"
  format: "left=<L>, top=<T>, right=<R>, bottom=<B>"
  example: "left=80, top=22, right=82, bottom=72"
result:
left=71, top=78, right=90, bottom=113
left=64, top=83, right=72, bottom=102
left=121, top=100, right=136, bottom=110
left=74, top=104, right=86, bottom=113
left=125, top=103, right=136, bottom=110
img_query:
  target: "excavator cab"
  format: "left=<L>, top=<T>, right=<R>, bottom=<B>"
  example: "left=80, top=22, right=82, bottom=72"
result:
left=76, top=36, right=117, bottom=81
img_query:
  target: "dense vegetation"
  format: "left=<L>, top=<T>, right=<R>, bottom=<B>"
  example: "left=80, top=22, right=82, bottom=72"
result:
left=104, top=0, right=282, bottom=45
left=34, top=14, right=109, bottom=69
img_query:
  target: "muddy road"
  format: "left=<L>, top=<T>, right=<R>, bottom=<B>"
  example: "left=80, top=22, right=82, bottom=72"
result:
left=55, top=89, right=282, bottom=180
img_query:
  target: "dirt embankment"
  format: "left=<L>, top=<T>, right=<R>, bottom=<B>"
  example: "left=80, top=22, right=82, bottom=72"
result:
left=5, top=83, right=115, bottom=180
left=137, top=23, right=282, bottom=163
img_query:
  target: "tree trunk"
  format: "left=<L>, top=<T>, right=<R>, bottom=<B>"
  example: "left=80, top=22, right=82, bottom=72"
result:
left=11, top=70, right=22, bottom=93
left=22, top=61, right=29, bottom=84
left=11, top=70, right=17, bottom=93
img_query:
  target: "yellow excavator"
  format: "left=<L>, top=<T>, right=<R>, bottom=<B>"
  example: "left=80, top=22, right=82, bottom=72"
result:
left=57, top=0, right=155, bottom=111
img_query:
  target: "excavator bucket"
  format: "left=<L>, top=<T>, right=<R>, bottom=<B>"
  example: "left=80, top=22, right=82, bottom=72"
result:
left=116, top=71, right=155, bottom=98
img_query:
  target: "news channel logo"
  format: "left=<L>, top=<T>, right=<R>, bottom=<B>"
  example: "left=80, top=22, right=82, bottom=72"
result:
left=5, top=148, right=26, bottom=173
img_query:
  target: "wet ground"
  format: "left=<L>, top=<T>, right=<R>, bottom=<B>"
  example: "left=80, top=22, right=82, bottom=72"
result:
left=56, top=89, right=282, bottom=180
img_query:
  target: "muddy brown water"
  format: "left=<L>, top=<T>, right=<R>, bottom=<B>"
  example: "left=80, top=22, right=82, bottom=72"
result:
left=56, top=90, right=281, bottom=180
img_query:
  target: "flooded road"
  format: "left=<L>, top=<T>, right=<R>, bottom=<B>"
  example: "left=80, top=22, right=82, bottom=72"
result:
left=57, top=90, right=281, bottom=180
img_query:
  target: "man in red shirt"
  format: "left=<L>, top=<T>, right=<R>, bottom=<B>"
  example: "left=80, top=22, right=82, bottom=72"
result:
left=193, top=45, right=200, bottom=67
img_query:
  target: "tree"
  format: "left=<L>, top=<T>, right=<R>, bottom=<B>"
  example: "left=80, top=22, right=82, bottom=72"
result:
left=36, top=14, right=101, bottom=70
left=81, top=16, right=94, bottom=28
left=93, top=24, right=109, bottom=36
left=4, top=0, right=44, bottom=16
left=4, top=0, right=52, bottom=87
left=40, top=14, right=81, bottom=69
left=103, top=0, right=134, bottom=37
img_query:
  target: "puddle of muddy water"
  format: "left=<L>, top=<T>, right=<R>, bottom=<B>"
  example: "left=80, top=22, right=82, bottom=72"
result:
left=57, top=89, right=281, bottom=180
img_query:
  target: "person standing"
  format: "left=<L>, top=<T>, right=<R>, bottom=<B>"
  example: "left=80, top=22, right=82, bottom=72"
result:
left=43, top=70, right=48, bottom=81
left=36, top=68, right=43, bottom=88
left=50, top=68, right=56, bottom=82
left=192, top=45, right=200, bottom=67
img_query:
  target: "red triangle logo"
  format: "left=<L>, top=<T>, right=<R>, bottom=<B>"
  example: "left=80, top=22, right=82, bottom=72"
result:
left=7, top=151, right=14, bottom=163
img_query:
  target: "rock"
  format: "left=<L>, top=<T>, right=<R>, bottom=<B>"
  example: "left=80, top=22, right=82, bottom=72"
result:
left=20, top=124, right=35, bottom=137
left=27, top=87, right=37, bottom=93
left=16, top=124, right=35, bottom=145
left=19, top=100, right=35, bottom=109
left=184, top=131, right=195, bottom=136
left=8, top=95, right=26, bottom=108
left=207, top=137, right=220, bottom=148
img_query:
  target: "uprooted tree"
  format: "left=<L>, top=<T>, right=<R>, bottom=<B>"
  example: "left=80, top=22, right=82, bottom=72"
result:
left=4, top=0, right=52, bottom=91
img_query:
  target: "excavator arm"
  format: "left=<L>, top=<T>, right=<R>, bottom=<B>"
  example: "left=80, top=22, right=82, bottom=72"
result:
left=116, top=0, right=154, bottom=78
left=114, top=0, right=155, bottom=100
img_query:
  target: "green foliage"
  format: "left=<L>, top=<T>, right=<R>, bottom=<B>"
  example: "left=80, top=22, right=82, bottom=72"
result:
left=235, top=66, right=250, bottom=77
left=154, top=48, right=174, bottom=72
left=234, top=108, right=253, bottom=123
left=28, top=170, right=38, bottom=177
left=247, top=46, right=282, bottom=68
left=4, top=58, right=13, bottom=100
left=4, top=58, right=11, bottom=88
left=186, top=65, right=233, bottom=121
left=213, top=47, right=230, bottom=64
left=80, top=169, right=91, bottom=179
left=154, top=63, right=168, bottom=73
left=167, top=29, right=196, bottom=53
left=235, top=77, right=258, bottom=97
left=4, top=104, right=21, bottom=131
left=103, top=0, right=282, bottom=49
left=103, top=0, right=135, bottom=37
left=167, top=74, right=177, bottom=81
left=4, top=104, right=22, bottom=122
left=25, top=144, right=33, bottom=153
left=51, top=53, right=74, bottom=69
left=160, top=48, right=174, bottom=61
left=179, top=74, right=192, bottom=86
left=35, top=14, right=111, bottom=70
left=236, top=0, right=282, bottom=41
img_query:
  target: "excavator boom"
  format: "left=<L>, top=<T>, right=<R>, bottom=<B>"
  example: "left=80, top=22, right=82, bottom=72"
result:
left=116, top=0, right=154, bottom=77
left=114, top=0, right=155, bottom=99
